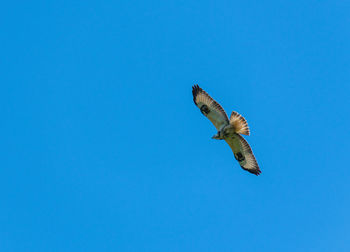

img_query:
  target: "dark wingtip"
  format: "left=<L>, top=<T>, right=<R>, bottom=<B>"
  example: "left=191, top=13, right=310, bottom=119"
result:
left=254, top=168, right=262, bottom=176
left=241, top=166, right=261, bottom=176
left=192, top=84, right=202, bottom=106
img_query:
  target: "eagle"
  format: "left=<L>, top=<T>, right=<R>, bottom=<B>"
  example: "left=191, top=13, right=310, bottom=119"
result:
left=192, top=85, right=261, bottom=175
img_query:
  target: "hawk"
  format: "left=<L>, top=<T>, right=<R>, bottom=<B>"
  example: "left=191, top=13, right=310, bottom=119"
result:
left=192, top=85, right=261, bottom=175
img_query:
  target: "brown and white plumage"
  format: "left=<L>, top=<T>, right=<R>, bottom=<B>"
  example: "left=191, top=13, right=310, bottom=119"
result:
left=230, top=111, right=250, bottom=136
left=225, top=134, right=261, bottom=175
left=192, top=85, right=261, bottom=175
left=192, top=85, right=229, bottom=131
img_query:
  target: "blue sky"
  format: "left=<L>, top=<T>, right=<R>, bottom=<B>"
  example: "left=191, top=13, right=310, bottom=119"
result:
left=1, top=0, right=350, bottom=251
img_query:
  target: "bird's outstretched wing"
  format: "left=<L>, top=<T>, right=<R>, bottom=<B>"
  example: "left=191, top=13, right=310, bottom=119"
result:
left=225, top=133, right=261, bottom=175
left=192, top=85, right=229, bottom=130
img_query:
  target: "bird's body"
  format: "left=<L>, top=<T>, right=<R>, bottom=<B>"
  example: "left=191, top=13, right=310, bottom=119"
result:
left=212, top=124, right=234, bottom=139
left=192, top=85, right=261, bottom=175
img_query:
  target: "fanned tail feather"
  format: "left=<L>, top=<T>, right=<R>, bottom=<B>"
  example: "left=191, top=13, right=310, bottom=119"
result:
left=230, top=111, right=250, bottom=136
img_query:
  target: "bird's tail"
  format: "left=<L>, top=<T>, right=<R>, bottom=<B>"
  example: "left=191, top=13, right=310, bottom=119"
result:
left=229, top=111, right=250, bottom=136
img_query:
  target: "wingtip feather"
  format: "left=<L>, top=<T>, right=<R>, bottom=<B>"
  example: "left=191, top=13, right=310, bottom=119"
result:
left=192, top=84, right=202, bottom=105
left=241, top=165, right=261, bottom=176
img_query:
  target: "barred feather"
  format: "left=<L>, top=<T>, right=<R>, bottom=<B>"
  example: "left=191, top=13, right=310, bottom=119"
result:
left=229, top=111, right=250, bottom=136
left=192, top=85, right=229, bottom=130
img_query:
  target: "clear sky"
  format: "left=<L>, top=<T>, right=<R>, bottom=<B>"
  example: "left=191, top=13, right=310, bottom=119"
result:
left=1, top=0, right=350, bottom=251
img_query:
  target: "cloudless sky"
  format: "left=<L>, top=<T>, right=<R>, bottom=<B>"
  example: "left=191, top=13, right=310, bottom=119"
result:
left=1, top=0, right=350, bottom=251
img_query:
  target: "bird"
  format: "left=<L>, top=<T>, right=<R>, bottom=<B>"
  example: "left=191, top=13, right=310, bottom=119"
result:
left=192, top=84, right=261, bottom=175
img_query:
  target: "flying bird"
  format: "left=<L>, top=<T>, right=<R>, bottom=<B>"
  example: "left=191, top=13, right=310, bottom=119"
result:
left=192, top=85, right=261, bottom=175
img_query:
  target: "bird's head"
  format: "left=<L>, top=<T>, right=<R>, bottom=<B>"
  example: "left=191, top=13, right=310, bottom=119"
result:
left=212, top=132, right=223, bottom=140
